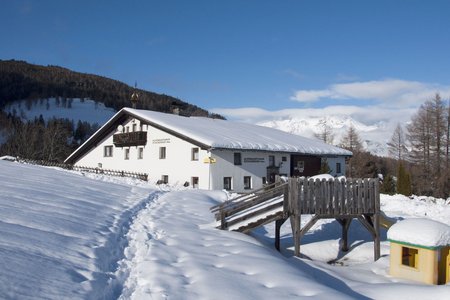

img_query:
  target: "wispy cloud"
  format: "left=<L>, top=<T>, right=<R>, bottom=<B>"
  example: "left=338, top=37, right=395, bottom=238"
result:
left=290, top=79, right=450, bottom=108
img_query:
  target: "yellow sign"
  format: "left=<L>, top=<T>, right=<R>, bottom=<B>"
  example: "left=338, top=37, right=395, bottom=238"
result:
left=203, top=157, right=216, bottom=164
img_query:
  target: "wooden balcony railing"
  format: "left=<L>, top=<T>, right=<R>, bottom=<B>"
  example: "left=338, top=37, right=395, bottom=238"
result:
left=113, top=131, right=147, bottom=147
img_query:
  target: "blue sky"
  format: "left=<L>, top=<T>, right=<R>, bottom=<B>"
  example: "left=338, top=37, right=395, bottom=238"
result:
left=1, top=0, right=450, bottom=124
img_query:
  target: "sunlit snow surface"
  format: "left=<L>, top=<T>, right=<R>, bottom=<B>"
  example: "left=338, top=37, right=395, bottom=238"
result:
left=1, top=161, right=449, bottom=299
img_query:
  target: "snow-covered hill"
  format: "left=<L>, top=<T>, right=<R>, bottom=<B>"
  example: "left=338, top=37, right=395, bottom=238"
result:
left=1, top=160, right=449, bottom=299
left=259, top=115, right=391, bottom=156
left=3, top=98, right=115, bottom=125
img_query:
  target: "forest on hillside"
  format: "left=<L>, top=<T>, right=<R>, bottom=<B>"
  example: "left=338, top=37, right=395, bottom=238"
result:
left=0, top=60, right=223, bottom=163
left=0, top=59, right=223, bottom=118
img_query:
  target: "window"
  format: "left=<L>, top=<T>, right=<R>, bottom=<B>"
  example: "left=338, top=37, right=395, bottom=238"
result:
left=104, top=145, right=113, bottom=157
left=336, top=162, right=342, bottom=174
left=234, top=152, right=242, bottom=165
left=282, top=156, right=287, bottom=162
left=159, top=147, right=166, bottom=159
left=192, top=148, right=199, bottom=161
left=191, top=177, right=199, bottom=188
left=132, top=123, right=137, bottom=132
left=124, top=148, right=130, bottom=160
left=138, top=147, right=144, bottom=159
left=126, top=126, right=130, bottom=133
left=161, top=175, right=169, bottom=184
left=244, top=176, right=252, bottom=190
left=402, top=247, right=418, bottom=268
left=262, top=177, right=267, bottom=185
left=223, top=177, right=232, bottom=190
left=269, top=155, right=275, bottom=166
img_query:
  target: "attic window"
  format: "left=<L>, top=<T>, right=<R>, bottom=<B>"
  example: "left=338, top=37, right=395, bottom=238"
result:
left=402, top=246, right=418, bottom=268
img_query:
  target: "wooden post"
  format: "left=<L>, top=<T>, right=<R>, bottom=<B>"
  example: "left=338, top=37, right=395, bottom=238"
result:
left=337, top=218, right=352, bottom=252
left=275, top=218, right=285, bottom=251
left=373, top=179, right=381, bottom=261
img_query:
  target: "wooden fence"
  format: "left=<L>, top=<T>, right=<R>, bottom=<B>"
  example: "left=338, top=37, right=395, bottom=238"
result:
left=15, top=158, right=149, bottom=181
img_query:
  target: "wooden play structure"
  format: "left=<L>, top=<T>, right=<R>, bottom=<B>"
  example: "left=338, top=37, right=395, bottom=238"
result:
left=211, top=177, right=381, bottom=261
left=388, top=219, right=450, bottom=285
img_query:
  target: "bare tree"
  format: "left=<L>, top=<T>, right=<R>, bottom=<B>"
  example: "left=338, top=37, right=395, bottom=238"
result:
left=314, top=118, right=335, bottom=145
left=407, top=93, right=448, bottom=197
left=387, top=123, right=407, bottom=161
left=340, top=124, right=363, bottom=152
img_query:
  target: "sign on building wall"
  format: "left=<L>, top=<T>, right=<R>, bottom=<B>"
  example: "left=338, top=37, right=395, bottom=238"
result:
left=244, top=157, right=265, bottom=163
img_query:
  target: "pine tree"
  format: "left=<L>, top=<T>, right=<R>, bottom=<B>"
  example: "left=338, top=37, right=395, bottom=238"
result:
left=380, top=174, right=396, bottom=195
left=397, top=162, right=411, bottom=196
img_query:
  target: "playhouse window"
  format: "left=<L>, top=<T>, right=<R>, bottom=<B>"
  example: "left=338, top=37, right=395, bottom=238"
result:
left=336, top=162, right=342, bottom=174
left=402, top=246, right=418, bottom=268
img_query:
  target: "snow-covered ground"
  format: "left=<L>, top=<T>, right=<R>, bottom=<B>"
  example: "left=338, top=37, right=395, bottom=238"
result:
left=0, top=160, right=449, bottom=299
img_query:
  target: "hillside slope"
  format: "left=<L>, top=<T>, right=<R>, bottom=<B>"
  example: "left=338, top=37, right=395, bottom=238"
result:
left=0, top=60, right=221, bottom=118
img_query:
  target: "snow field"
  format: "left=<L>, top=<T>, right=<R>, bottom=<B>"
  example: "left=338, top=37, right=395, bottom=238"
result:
left=1, top=161, right=449, bottom=299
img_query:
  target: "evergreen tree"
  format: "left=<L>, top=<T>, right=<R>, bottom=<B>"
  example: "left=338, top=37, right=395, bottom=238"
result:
left=380, top=174, right=396, bottom=195
left=397, top=162, right=411, bottom=196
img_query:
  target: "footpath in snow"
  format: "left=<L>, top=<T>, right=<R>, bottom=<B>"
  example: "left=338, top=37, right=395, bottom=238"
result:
left=0, top=160, right=154, bottom=299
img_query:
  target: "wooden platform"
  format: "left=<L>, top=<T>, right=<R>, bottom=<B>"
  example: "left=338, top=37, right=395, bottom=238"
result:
left=211, top=177, right=381, bottom=261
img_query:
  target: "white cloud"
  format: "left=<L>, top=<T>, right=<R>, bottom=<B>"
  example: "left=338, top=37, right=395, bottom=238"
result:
left=290, top=79, right=450, bottom=108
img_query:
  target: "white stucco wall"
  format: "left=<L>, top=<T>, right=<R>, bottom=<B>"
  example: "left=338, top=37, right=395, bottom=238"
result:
left=73, top=116, right=348, bottom=192
left=209, top=150, right=290, bottom=191
left=75, top=117, right=211, bottom=189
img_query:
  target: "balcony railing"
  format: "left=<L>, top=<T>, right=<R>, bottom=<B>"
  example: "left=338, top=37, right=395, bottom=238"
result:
left=113, top=131, right=147, bottom=147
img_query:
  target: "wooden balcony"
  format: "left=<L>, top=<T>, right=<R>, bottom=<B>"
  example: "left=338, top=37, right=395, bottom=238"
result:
left=113, top=131, right=147, bottom=147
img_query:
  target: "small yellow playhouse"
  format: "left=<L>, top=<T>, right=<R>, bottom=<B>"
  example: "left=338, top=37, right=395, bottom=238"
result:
left=388, top=218, right=450, bottom=285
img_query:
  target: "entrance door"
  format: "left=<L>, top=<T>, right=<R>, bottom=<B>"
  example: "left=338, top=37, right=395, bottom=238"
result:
left=290, top=155, right=321, bottom=177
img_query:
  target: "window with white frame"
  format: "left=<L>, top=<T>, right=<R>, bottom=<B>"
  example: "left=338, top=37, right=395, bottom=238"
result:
left=124, top=148, right=130, bottom=160
left=192, top=147, right=199, bottom=161
left=138, top=147, right=144, bottom=159
left=132, top=123, right=137, bottom=132
left=223, top=177, right=232, bottom=191
left=104, top=145, right=113, bottom=157
left=159, top=147, right=166, bottom=159
left=244, top=176, right=252, bottom=190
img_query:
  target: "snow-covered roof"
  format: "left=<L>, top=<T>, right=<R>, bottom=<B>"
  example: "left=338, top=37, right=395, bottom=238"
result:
left=387, top=218, right=450, bottom=248
left=125, top=108, right=352, bottom=155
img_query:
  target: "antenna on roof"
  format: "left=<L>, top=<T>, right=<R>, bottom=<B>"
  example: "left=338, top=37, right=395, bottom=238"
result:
left=130, top=81, right=139, bottom=109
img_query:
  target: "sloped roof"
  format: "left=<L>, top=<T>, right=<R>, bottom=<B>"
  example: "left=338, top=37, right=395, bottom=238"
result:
left=65, top=108, right=352, bottom=164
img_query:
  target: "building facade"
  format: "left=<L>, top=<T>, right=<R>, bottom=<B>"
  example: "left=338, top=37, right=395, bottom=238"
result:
left=65, top=108, right=352, bottom=192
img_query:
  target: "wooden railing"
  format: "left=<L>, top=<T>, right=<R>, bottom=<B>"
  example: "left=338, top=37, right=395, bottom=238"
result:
left=210, top=181, right=288, bottom=232
left=288, top=177, right=380, bottom=216
left=113, top=131, right=147, bottom=147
